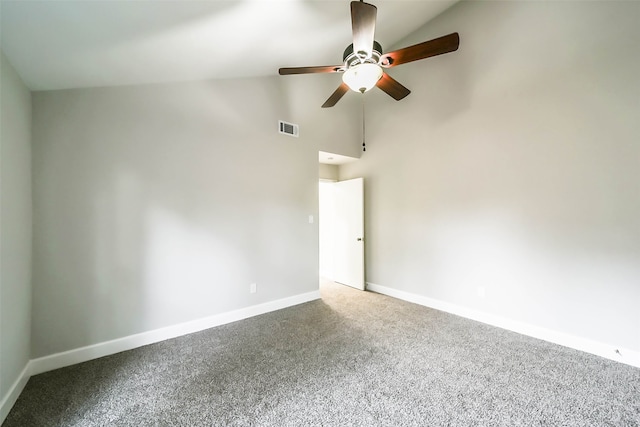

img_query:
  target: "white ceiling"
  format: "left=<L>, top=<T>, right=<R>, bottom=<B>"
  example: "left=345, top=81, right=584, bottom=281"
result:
left=0, top=0, right=458, bottom=91
left=319, top=151, right=359, bottom=165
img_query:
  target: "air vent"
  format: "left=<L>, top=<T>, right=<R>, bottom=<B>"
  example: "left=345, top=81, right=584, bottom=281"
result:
left=279, top=120, right=299, bottom=137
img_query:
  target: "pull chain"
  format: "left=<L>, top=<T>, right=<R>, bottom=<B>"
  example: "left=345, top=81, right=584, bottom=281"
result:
left=362, top=94, right=366, bottom=152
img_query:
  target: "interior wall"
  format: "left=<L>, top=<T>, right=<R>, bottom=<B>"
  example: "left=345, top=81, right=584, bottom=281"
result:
left=281, top=75, right=363, bottom=159
left=319, top=163, right=339, bottom=181
left=31, top=74, right=357, bottom=358
left=340, top=1, right=640, bottom=352
left=0, top=52, right=32, bottom=398
left=318, top=181, right=336, bottom=279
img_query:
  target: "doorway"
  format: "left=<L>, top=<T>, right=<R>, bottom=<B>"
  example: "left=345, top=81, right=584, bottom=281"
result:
left=318, top=178, right=365, bottom=290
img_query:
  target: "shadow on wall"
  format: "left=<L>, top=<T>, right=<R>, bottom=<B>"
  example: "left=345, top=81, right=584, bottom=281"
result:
left=339, top=1, right=640, bottom=351
left=31, top=76, right=319, bottom=358
left=276, top=69, right=364, bottom=159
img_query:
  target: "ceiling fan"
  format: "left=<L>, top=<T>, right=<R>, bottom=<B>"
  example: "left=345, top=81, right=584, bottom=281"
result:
left=278, top=0, right=460, bottom=108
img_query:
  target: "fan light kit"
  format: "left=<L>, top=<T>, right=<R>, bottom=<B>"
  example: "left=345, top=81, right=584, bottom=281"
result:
left=342, top=63, right=383, bottom=93
left=278, top=0, right=460, bottom=108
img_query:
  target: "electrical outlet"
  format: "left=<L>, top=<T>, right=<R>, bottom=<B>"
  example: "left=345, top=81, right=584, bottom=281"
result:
left=250, top=283, right=257, bottom=294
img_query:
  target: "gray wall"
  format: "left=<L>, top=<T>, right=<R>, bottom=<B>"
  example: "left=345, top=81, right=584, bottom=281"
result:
left=31, top=75, right=359, bottom=358
left=281, top=75, right=363, bottom=160
left=319, top=164, right=339, bottom=181
left=0, top=52, right=32, bottom=397
left=341, top=1, right=640, bottom=351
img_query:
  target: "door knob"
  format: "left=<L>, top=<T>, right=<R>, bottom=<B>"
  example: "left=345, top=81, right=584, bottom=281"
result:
left=357, top=237, right=363, bottom=241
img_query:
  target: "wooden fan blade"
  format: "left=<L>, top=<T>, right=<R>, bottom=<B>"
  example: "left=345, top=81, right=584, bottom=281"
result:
left=279, top=66, right=344, bottom=75
left=379, top=32, right=459, bottom=68
left=322, top=83, right=350, bottom=108
left=351, top=1, right=377, bottom=59
left=376, top=73, right=410, bottom=101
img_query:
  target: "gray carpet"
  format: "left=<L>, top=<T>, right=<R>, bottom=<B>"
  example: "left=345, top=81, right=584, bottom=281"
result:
left=4, top=280, right=640, bottom=426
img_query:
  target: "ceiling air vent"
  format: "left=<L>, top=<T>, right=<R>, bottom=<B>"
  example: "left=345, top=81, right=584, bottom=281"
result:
left=279, top=120, right=299, bottom=137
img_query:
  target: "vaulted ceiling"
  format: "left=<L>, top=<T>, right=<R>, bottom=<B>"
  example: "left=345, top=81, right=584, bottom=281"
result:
left=0, top=0, right=458, bottom=91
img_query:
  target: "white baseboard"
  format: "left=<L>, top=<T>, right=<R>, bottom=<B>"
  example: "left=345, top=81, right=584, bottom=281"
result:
left=0, top=291, right=310, bottom=423
left=0, top=362, right=31, bottom=424
left=2, top=290, right=319, bottom=423
left=0, top=289, right=319, bottom=424
left=366, top=282, right=640, bottom=369
left=30, top=290, right=320, bottom=376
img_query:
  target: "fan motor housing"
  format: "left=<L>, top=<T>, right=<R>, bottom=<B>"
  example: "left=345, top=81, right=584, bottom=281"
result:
left=343, top=41, right=383, bottom=67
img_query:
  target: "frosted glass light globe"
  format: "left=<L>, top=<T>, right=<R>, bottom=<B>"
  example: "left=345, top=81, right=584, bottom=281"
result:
left=342, top=63, right=383, bottom=93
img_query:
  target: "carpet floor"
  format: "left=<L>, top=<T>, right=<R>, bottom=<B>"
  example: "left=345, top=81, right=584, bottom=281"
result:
left=4, top=280, right=640, bottom=426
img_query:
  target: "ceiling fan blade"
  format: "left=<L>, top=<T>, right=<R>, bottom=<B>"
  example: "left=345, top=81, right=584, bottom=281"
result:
left=351, top=1, right=377, bottom=59
left=379, top=32, right=460, bottom=68
left=322, top=83, right=350, bottom=108
left=376, top=73, right=410, bottom=101
left=279, top=66, right=344, bottom=75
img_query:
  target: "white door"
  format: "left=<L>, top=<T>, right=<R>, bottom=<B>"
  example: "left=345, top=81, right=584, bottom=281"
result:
left=333, top=178, right=364, bottom=290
